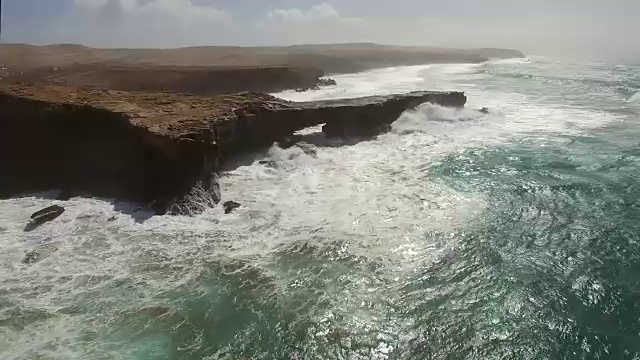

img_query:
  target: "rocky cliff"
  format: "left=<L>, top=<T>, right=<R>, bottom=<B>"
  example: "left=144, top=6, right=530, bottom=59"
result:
left=0, top=85, right=466, bottom=214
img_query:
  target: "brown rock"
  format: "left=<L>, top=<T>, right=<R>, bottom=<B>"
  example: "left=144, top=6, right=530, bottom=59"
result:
left=24, top=205, right=65, bottom=231
left=223, top=201, right=241, bottom=214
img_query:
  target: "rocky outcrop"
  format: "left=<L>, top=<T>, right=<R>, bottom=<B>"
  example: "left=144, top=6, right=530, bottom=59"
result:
left=295, top=77, right=337, bottom=92
left=0, top=84, right=466, bottom=214
left=24, top=205, right=65, bottom=231
left=223, top=201, right=241, bottom=214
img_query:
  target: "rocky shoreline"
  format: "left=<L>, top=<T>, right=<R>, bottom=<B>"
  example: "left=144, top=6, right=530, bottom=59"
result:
left=0, top=84, right=466, bottom=215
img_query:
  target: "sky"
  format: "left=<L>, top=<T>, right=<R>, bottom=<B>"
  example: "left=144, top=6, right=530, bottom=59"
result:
left=1, top=0, right=639, bottom=60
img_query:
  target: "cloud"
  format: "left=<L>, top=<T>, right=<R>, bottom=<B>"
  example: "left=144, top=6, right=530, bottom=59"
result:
left=4, top=1, right=640, bottom=60
left=267, top=3, right=340, bottom=22
left=260, top=2, right=640, bottom=60
left=52, top=0, right=233, bottom=47
left=260, top=3, right=366, bottom=44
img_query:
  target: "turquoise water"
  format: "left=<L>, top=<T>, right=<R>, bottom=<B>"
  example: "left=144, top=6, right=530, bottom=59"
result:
left=0, top=58, right=639, bottom=359
left=405, top=133, right=640, bottom=358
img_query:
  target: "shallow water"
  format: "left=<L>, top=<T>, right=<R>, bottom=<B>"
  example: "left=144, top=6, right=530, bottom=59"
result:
left=1, top=57, right=639, bottom=359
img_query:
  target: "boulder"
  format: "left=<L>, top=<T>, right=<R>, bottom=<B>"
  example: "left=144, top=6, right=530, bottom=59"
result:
left=223, top=201, right=241, bottom=214
left=295, top=86, right=319, bottom=92
left=258, top=160, right=277, bottom=168
left=294, top=77, right=336, bottom=92
left=25, top=205, right=65, bottom=231
left=22, top=250, right=40, bottom=264
left=318, top=77, right=337, bottom=86
left=295, top=142, right=318, bottom=157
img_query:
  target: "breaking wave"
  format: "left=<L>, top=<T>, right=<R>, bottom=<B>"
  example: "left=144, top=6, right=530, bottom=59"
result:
left=392, top=103, right=485, bottom=134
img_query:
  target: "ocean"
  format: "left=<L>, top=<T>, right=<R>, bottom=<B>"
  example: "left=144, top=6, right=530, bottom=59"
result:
left=1, top=57, right=639, bottom=359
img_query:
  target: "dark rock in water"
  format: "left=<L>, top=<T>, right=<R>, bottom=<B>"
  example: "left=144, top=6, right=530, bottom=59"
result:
left=258, top=160, right=277, bottom=168
left=296, top=78, right=336, bottom=92
left=25, top=205, right=65, bottom=231
left=277, top=135, right=303, bottom=149
left=318, top=77, right=337, bottom=86
left=479, top=107, right=490, bottom=114
left=31, top=205, right=65, bottom=220
left=295, top=86, right=319, bottom=92
left=22, top=250, right=40, bottom=264
left=295, top=142, right=318, bottom=157
left=293, top=79, right=334, bottom=92
left=223, top=201, right=241, bottom=214
left=107, top=215, right=117, bottom=222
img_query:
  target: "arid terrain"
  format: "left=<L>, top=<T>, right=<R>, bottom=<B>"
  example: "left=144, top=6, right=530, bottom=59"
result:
left=0, top=43, right=523, bottom=72
left=0, top=43, right=523, bottom=94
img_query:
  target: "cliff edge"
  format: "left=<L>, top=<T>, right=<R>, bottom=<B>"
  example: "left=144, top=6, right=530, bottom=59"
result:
left=0, top=85, right=466, bottom=214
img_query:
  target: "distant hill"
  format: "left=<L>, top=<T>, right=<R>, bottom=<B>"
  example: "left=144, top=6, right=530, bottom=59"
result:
left=0, top=43, right=524, bottom=75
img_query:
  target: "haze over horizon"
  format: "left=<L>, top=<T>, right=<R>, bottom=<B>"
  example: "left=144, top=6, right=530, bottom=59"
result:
left=2, top=0, right=639, bottom=61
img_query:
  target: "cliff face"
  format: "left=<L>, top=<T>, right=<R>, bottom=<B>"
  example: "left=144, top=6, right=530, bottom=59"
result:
left=0, top=85, right=466, bottom=214
left=0, top=93, right=216, bottom=211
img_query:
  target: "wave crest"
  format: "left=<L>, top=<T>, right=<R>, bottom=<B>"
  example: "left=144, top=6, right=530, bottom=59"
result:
left=392, top=103, right=484, bottom=134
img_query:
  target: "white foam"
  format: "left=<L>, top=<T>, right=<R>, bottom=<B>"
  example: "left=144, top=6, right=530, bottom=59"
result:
left=629, top=91, right=640, bottom=104
left=273, top=64, right=435, bottom=101
left=487, top=57, right=532, bottom=65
